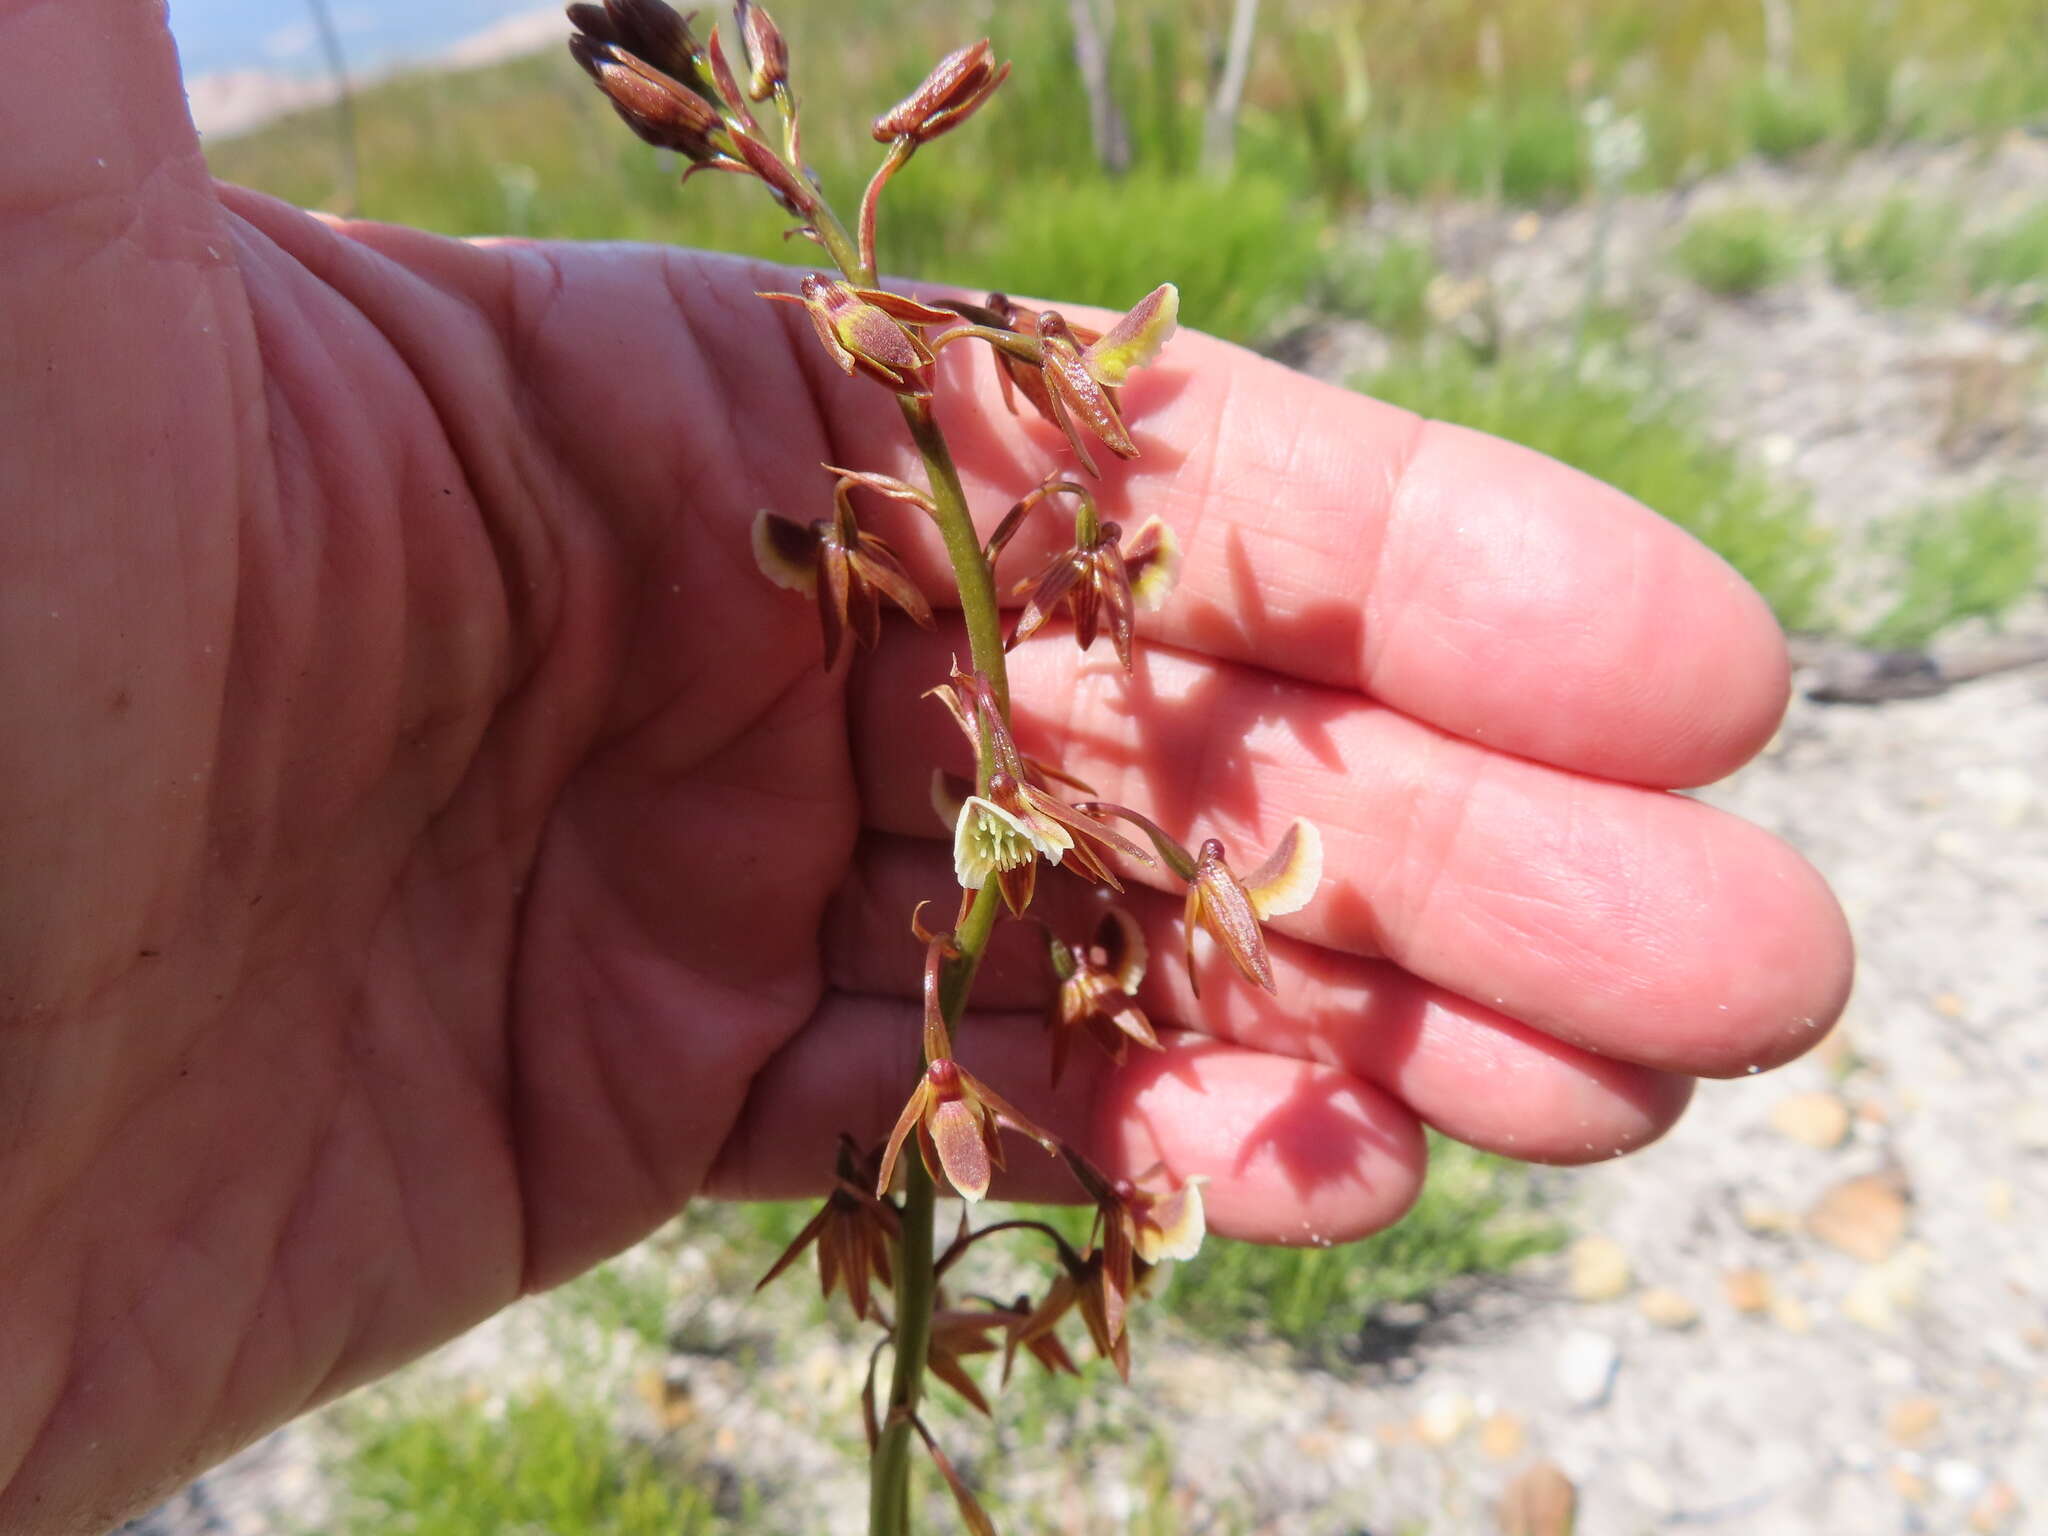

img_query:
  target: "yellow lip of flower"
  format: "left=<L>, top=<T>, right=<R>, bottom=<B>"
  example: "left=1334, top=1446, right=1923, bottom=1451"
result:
left=952, top=794, right=1070, bottom=889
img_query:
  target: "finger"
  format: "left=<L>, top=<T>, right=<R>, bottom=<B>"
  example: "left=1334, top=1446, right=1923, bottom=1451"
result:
left=850, top=622, right=1853, bottom=1079
left=702, top=994, right=1427, bottom=1246
left=0, top=4, right=252, bottom=989
left=794, top=285, right=1787, bottom=790
left=826, top=834, right=1693, bottom=1165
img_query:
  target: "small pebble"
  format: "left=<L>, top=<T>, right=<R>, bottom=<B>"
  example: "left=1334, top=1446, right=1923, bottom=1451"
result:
left=1772, top=1091, right=1852, bottom=1149
left=1807, top=1171, right=1911, bottom=1262
left=1479, top=1413, right=1526, bottom=1461
left=1724, top=1267, right=1775, bottom=1314
left=1886, top=1396, right=1941, bottom=1446
left=1637, top=1287, right=1700, bottom=1329
left=1935, top=1459, right=1987, bottom=1501
left=1567, top=1235, right=1633, bottom=1302
left=1970, top=1482, right=2021, bottom=1533
left=1555, top=1330, right=1620, bottom=1409
left=1498, top=1461, right=1577, bottom=1536
left=1414, top=1389, right=1473, bottom=1447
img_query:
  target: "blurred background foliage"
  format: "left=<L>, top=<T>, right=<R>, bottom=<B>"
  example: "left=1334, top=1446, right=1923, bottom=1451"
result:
left=210, top=0, right=2048, bottom=325
left=208, top=0, right=2048, bottom=628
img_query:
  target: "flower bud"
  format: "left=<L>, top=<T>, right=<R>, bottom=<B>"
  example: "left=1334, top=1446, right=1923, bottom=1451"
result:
left=568, top=36, right=725, bottom=160
left=873, top=39, right=1011, bottom=144
left=567, top=0, right=712, bottom=101
left=736, top=0, right=790, bottom=100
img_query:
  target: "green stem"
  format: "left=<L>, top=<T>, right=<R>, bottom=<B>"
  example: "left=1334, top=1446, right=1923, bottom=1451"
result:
left=799, top=149, right=1015, bottom=1536
left=864, top=389, right=1009, bottom=1536
left=901, top=398, right=1010, bottom=716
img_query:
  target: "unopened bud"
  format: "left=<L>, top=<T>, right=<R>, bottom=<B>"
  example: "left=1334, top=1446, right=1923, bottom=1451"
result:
left=736, top=0, right=789, bottom=100
left=566, top=0, right=712, bottom=99
left=872, top=39, right=1010, bottom=144
left=568, top=36, right=725, bottom=159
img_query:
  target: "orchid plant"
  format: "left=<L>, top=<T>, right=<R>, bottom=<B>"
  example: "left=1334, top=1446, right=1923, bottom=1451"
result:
left=566, top=3, right=1323, bottom=1528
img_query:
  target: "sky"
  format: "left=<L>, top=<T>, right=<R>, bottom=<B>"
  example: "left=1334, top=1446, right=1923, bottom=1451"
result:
left=165, top=0, right=553, bottom=78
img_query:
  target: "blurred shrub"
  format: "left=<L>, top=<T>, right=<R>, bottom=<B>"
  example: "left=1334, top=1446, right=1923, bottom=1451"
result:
left=1866, top=487, right=2045, bottom=649
left=1674, top=205, right=1802, bottom=296
left=948, top=173, right=1323, bottom=346
left=1166, top=1138, right=1562, bottom=1353
left=1323, top=236, right=1437, bottom=341
left=1967, top=208, right=2048, bottom=308
left=1826, top=196, right=1953, bottom=307
left=1363, top=350, right=1832, bottom=629
left=1735, top=79, right=1841, bottom=162
left=334, top=1390, right=726, bottom=1536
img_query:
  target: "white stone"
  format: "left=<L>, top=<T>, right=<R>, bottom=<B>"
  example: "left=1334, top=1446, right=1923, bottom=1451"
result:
left=1935, top=1460, right=1988, bottom=1501
left=1555, top=1330, right=1621, bottom=1409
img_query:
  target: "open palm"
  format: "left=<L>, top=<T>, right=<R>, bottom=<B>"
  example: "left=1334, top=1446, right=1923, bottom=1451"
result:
left=0, top=7, right=1851, bottom=1531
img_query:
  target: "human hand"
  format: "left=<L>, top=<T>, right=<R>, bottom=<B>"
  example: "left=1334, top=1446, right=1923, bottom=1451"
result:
left=0, top=7, right=1849, bottom=1530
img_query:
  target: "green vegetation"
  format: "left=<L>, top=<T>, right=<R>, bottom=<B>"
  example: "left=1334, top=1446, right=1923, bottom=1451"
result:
left=1674, top=204, right=1801, bottom=296
left=1362, top=351, right=1833, bottom=629
left=958, top=173, right=1323, bottom=345
left=1326, top=236, right=1438, bottom=341
left=553, top=1252, right=673, bottom=1351
left=1826, top=196, right=1954, bottom=306
left=213, top=0, right=2048, bottom=238
left=1166, top=1138, right=1564, bottom=1352
left=1866, top=487, right=2044, bottom=649
left=330, top=1389, right=727, bottom=1536
left=1968, top=208, right=2048, bottom=307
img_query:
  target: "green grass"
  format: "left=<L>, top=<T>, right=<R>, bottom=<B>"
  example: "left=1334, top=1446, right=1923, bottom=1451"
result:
left=329, top=1389, right=727, bottom=1536
left=1736, top=78, right=1844, bottom=162
left=1674, top=205, right=1802, bottom=296
left=553, top=1252, right=673, bottom=1352
left=1865, top=487, right=2045, bottom=648
left=1325, top=236, right=1438, bottom=341
left=949, top=173, right=1324, bottom=346
left=1165, top=1138, right=1565, bottom=1352
left=207, top=0, right=2048, bottom=246
left=1968, top=208, right=2048, bottom=307
left=1826, top=196, right=1954, bottom=306
left=1362, top=351, right=1833, bottom=629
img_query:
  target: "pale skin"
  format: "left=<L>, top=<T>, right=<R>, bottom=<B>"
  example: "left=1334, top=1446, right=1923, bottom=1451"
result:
left=0, top=4, right=1854, bottom=1531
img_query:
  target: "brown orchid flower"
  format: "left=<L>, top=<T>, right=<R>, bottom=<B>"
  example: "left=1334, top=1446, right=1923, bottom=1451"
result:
left=928, top=665, right=1152, bottom=912
left=873, top=39, right=1012, bottom=145
left=925, top=1307, right=1006, bottom=1416
left=1043, top=906, right=1159, bottom=1088
left=1013, top=1243, right=1136, bottom=1382
left=1082, top=807, right=1324, bottom=995
left=1006, top=512, right=1180, bottom=670
left=760, top=273, right=956, bottom=396
left=753, top=1135, right=898, bottom=1322
left=751, top=470, right=934, bottom=668
left=1038, top=1149, right=1207, bottom=1378
left=876, top=941, right=1060, bottom=1202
